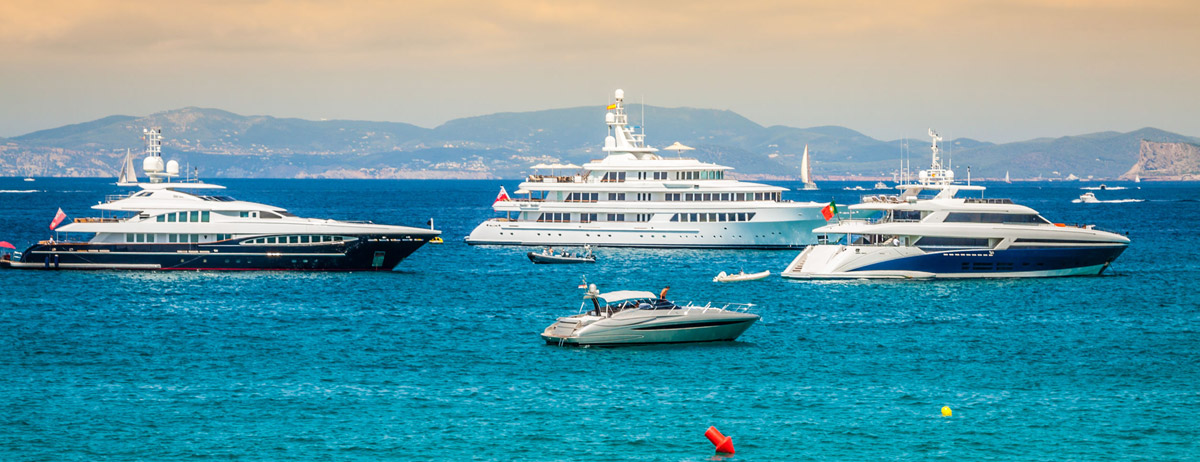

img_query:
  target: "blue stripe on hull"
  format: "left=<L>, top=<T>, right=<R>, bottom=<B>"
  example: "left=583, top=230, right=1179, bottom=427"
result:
left=855, top=246, right=1127, bottom=276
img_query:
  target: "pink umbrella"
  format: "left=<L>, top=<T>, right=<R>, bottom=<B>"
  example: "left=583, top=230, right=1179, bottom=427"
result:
left=0, top=241, right=14, bottom=249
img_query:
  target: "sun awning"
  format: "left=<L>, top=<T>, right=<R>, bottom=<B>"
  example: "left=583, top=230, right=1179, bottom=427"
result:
left=663, top=141, right=695, bottom=152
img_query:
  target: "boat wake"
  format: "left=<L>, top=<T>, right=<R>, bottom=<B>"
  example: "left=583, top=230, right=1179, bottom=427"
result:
left=1081, top=186, right=1128, bottom=191
left=1072, top=198, right=1145, bottom=203
left=0, top=189, right=37, bottom=193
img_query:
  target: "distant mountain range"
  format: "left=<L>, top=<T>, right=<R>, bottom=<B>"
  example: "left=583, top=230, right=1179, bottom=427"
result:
left=2, top=106, right=1197, bottom=180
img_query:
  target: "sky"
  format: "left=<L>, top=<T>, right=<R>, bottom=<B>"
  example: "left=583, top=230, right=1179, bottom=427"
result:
left=1, top=0, right=1198, bottom=142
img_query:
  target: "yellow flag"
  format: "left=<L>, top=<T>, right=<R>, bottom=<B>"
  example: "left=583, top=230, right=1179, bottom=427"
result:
left=606, top=104, right=616, bottom=110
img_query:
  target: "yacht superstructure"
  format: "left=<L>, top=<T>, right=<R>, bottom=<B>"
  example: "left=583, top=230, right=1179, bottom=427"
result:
left=466, top=89, right=827, bottom=249
left=6, top=129, right=439, bottom=271
left=781, top=129, right=1129, bottom=279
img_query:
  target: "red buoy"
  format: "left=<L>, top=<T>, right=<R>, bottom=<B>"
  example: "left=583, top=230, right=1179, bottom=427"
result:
left=705, top=426, right=735, bottom=454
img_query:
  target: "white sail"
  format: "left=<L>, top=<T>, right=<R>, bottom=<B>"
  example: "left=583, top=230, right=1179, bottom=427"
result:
left=800, top=145, right=810, bottom=183
left=117, top=148, right=137, bottom=185
left=801, top=144, right=818, bottom=190
left=1005, top=171, right=1011, bottom=183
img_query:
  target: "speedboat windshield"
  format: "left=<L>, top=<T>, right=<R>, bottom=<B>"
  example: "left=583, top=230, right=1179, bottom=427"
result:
left=606, top=298, right=678, bottom=311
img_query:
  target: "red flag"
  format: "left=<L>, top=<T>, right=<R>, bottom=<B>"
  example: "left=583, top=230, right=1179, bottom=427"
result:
left=50, top=208, right=68, bottom=230
left=820, top=200, right=837, bottom=221
left=493, top=186, right=510, bottom=204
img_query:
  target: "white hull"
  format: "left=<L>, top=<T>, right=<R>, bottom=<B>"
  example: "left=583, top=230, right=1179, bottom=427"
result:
left=468, top=215, right=824, bottom=248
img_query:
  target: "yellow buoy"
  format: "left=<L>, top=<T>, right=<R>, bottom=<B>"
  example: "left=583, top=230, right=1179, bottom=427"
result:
left=941, top=406, right=952, bottom=417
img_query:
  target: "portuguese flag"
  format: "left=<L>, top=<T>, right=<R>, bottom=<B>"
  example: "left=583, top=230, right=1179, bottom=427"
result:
left=821, top=200, right=838, bottom=221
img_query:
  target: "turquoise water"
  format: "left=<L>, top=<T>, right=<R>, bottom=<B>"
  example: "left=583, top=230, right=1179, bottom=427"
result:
left=1, top=179, right=1197, bottom=460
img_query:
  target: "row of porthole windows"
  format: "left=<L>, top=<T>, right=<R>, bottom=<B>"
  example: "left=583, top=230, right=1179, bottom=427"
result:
left=241, top=235, right=348, bottom=245
left=125, top=233, right=231, bottom=243
left=672, top=212, right=756, bottom=222
left=156, top=211, right=210, bottom=222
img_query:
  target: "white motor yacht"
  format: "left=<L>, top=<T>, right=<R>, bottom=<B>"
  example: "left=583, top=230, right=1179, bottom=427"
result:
left=467, top=89, right=827, bottom=249
left=1077, top=192, right=1100, bottom=203
left=4, top=129, right=439, bottom=271
left=541, top=285, right=759, bottom=346
left=781, top=129, right=1130, bottom=279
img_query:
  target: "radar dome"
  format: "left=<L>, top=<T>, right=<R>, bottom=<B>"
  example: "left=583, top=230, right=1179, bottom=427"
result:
left=605, top=136, right=616, bottom=149
left=605, top=113, right=615, bottom=123
left=614, top=89, right=624, bottom=100
left=143, top=156, right=164, bottom=173
left=166, top=160, right=180, bottom=175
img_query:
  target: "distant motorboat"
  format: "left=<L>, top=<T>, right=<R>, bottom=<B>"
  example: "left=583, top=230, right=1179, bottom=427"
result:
left=873, top=181, right=889, bottom=190
left=23, top=177, right=34, bottom=182
left=1076, top=192, right=1100, bottom=203
left=713, top=270, right=770, bottom=282
left=843, top=185, right=866, bottom=191
left=527, top=246, right=595, bottom=264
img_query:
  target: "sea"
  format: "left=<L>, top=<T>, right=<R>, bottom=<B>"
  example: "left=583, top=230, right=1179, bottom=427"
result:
left=1, top=178, right=1197, bottom=461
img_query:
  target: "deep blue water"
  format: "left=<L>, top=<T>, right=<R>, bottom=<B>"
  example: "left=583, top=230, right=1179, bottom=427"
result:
left=1, top=178, right=1197, bottom=461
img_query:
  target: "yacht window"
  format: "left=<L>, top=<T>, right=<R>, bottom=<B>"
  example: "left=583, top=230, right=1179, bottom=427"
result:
left=167, top=213, right=177, bottom=223
left=156, top=214, right=165, bottom=222
left=278, top=211, right=297, bottom=217
left=914, top=237, right=991, bottom=248
left=266, top=237, right=277, bottom=244
left=201, top=211, right=210, bottom=222
left=240, top=211, right=250, bottom=218
left=606, top=213, right=625, bottom=222
left=288, top=236, right=298, bottom=243
left=945, top=213, right=1044, bottom=224
left=299, top=236, right=309, bottom=244
left=186, top=211, right=197, bottom=222
left=260, top=211, right=282, bottom=219
left=126, top=233, right=134, bottom=243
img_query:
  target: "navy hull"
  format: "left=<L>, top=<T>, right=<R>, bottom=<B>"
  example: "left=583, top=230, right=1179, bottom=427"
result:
left=856, top=245, right=1128, bottom=276
left=8, top=234, right=435, bottom=271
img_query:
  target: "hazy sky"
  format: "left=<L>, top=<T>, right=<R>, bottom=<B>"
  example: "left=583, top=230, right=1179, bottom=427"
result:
left=1, top=0, right=1197, bottom=142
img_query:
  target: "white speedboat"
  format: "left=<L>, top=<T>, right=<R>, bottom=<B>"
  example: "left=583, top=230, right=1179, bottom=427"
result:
left=713, top=270, right=770, bottom=282
left=466, top=89, right=827, bottom=249
left=541, top=285, right=759, bottom=346
left=4, top=129, right=439, bottom=271
left=1076, top=192, right=1100, bottom=203
left=874, top=182, right=889, bottom=190
left=781, top=129, right=1130, bottom=279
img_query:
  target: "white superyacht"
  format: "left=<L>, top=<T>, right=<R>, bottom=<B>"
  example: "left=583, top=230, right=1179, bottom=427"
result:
left=466, top=89, right=827, bottom=249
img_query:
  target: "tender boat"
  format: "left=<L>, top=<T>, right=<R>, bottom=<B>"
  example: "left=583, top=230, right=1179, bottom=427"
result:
left=466, top=88, right=828, bottom=249
left=528, top=246, right=596, bottom=264
left=781, top=129, right=1130, bottom=279
left=713, top=270, right=770, bottom=282
left=541, top=285, right=760, bottom=346
left=4, top=128, right=439, bottom=271
left=1077, top=192, right=1100, bottom=203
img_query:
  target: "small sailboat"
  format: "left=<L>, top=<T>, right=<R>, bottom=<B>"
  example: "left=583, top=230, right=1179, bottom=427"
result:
left=800, top=144, right=817, bottom=190
left=713, top=270, right=770, bottom=282
left=117, top=148, right=138, bottom=185
left=1134, top=174, right=1141, bottom=183
left=1004, top=171, right=1011, bottom=184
